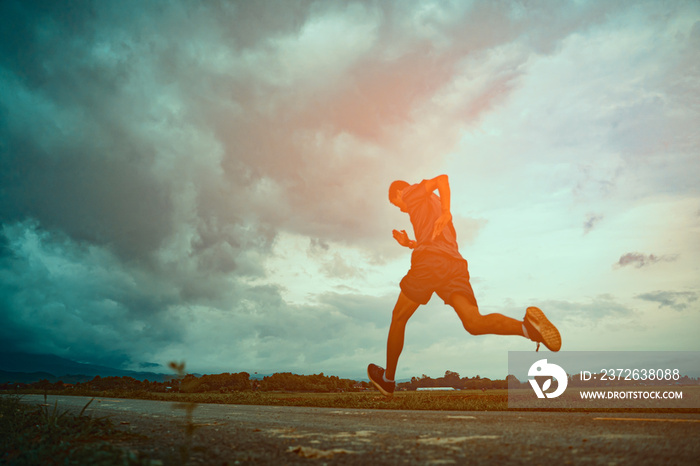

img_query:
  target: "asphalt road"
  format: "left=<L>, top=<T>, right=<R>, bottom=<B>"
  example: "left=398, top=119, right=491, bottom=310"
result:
left=17, top=394, right=700, bottom=465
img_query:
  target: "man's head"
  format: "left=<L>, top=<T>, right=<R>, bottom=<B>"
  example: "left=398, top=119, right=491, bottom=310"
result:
left=388, top=180, right=409, bottom=212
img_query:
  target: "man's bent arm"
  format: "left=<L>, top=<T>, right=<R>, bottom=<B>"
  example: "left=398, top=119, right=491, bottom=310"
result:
left=423, top=174, right=451, bottom=214
left=424, top=175, right=452, bottom=240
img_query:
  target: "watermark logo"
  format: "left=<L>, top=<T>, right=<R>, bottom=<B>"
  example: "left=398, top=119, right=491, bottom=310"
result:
left=528, top=358, right=568, bottom=398
left=509, top=351, right=699, bottom=409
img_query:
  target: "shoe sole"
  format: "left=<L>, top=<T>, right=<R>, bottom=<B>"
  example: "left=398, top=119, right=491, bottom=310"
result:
left=367, top=366, right=394, bottom=397
left=525, top=307, right=561, bottom=352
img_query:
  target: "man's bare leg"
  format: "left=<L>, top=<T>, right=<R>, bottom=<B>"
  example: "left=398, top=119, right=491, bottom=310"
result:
left=451, top=293, right=524, bottom=336
left=385, top=292, right=420, bottom=380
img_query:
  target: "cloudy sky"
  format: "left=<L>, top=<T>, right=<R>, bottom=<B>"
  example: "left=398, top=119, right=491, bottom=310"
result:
left=1, top=0, right=698, bottom=380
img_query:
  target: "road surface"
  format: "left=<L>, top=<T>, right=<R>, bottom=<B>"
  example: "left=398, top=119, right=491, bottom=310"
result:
left=17, top=394, right=700, bottom=465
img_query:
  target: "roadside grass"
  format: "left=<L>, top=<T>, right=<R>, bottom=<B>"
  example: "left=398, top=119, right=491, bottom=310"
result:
left=9, top=388, right=508, bottom=411
left=0, top=395, right=154, bottom=465
left=199, top=389, right=511, bottom=411
left=8, top=387, right=699, bottom=413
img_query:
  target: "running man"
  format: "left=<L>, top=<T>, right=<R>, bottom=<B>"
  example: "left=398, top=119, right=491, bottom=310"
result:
left=368, top=174, right=561, bottom=396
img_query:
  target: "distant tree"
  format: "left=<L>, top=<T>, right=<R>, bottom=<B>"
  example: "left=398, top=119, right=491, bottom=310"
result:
left=506, top=374, right=520, bottom=389
left=444, top=370, right=460, bottom=380
left=259, top=372, right=357, bottom=392
left=198, top=372, right=251, bottom=392
left=443, top=371, right=460, bottom=388
left=32, top=379, right=53, bottom=390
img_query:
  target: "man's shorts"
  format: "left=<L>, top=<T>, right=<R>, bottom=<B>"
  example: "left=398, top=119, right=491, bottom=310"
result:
left=400, top=251, right=477, bottom=307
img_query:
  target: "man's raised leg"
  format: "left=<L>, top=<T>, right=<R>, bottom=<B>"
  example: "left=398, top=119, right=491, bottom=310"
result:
left=451, top=293, right=523, bottom=336
left=451, top=293, right=561, bottom=351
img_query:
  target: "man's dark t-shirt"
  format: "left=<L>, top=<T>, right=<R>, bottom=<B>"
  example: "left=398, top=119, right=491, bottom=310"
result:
left=401, top=180, right=463, bottom=261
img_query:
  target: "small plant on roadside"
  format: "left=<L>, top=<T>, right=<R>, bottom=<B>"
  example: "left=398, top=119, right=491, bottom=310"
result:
left=39, top=393, right=70, bottom=434
left=0, top=395, right=153, bottom=465
left=169, top=361, right=200, bottom=465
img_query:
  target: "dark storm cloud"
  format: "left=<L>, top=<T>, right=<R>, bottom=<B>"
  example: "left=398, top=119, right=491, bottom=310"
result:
left=0, top=0, right=394, bottom=367
left=0, top=137, right=173, bottom=259
left=0, top=1, right=97, bottom=87
left=0, top=0, right=617, bottom=259
left=0, top=221, right=186, bottom=368
left=0, top=0, right=665, bottom=372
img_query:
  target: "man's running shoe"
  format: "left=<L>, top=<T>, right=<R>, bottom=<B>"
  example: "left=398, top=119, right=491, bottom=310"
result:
left=523, top=306, right=561, bottom=352
left=367, top=363, right=395, bottom=396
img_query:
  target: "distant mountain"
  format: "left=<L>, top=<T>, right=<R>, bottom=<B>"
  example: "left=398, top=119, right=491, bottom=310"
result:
left=0, top=352, right=171, bottom=383
left=0, top=370, right=98, bottom=385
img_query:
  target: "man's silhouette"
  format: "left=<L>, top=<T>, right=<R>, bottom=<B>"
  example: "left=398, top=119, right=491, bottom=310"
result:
left=368, top=174, right=561, bottom=396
